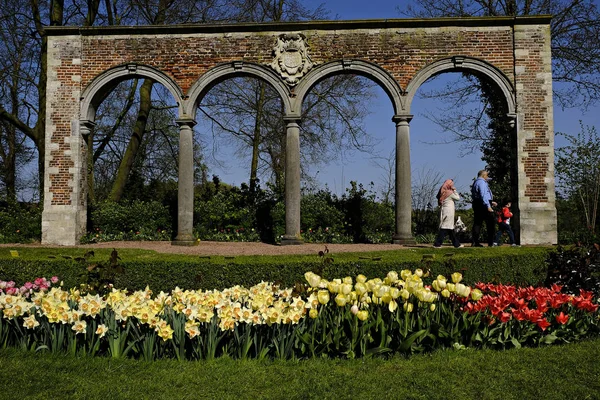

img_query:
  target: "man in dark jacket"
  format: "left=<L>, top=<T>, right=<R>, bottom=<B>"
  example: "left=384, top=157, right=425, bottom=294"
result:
left=471, top=170, right=497, bottom=247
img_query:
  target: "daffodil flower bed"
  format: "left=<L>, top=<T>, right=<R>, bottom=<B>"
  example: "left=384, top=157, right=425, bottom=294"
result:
left=1, top=269, right=599, bottom=360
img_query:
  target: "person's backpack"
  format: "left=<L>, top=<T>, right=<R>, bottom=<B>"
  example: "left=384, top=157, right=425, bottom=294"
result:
left=454, top=216, right=467, bottom=233
left=496, top=209, right=503, bottom=222
left=471, top=179, right=482, bottom=202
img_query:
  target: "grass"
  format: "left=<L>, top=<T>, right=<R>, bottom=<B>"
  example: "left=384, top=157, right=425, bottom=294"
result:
left=0, top=338, right=599, bottom=399
left=0, top=243, right=550, bottom=264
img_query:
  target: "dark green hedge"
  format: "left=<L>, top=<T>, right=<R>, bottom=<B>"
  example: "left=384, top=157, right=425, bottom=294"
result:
left=0, top=248, right=550, bottom=292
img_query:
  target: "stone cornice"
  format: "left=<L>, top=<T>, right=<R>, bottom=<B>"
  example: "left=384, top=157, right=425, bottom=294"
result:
left=44, top=15, right=552, bottom=37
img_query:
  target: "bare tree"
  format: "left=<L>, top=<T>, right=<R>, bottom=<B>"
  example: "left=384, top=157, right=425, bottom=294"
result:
left=555, top=123, right=600, bottom=233
left=401, top=0, right=600, bottom=109
left=200, top=72, right=375, bottom=193
left=371, top=149, right=395, bottom=204
left=411, top=166, right=443, bottom=234
left=399, top=0, right=600, bottom=202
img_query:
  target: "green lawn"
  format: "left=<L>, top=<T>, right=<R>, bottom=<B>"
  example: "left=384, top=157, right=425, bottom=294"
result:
left=0, top=243, right=549, bottom=263
left=1, top=338, right=598, bottom=400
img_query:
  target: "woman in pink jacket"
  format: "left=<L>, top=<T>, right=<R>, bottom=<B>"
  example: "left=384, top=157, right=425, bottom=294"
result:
left=433, top=179, right=464, bottom=248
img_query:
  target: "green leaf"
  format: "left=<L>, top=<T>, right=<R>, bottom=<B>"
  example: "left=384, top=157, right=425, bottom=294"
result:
left=398, top=329, right=427, bottom=352
left=541, top=333, right=558, bottom=344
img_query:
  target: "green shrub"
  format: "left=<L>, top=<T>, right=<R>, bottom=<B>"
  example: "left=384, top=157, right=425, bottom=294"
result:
left=361, top=201, right=394, bottom=242
left=89, top=200, right=171, bottom=237
left=302, top=227, right=352, bottom=244
left=0, top=248, right=550, bottom=293
left=194, top=190, right=256, bottom=238
left=300, top=190, right=345, bottom=233
left=0, top=203, right=41, bottom=243
left=545, top=243, right=600, bottom=295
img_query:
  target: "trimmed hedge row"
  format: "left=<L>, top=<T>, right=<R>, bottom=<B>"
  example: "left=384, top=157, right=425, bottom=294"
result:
left=0, top=248, right=551, bottom=292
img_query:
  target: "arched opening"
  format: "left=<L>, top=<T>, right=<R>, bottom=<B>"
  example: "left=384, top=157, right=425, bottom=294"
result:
left=79, top=65, right=184, bottom=243
left=289, top=60, right=407, bottom=244
left=186, top=64, right=292, bottom=243
left=406, top=57, right=518, bottom=245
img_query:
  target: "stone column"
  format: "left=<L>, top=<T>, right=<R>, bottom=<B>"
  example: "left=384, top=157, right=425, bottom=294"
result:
left=81, top=120, right=95, bottom=206
left=42, top=120, right=88, bottom=245
left=172, top=119, right=198, bottom=246
left=392, top=115, right=415, bottom=245
left=281, top=117, right=303, bottom=245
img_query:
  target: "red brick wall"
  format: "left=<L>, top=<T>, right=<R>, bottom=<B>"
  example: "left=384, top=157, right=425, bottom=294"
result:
left=79, top=29, right=516, bottom=93
left=46, top=20, right=552, bottom=209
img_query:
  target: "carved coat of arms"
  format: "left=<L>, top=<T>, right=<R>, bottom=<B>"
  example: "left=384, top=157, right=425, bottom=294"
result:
left=271, top=33, right=314, bottom=86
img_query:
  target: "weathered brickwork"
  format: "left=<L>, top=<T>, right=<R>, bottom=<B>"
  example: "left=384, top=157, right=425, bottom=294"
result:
left=42, top=17, right=557, bottom=245
left=78, top=28, right=516, bottom=93
left=513, top=23, right=556, bottom=244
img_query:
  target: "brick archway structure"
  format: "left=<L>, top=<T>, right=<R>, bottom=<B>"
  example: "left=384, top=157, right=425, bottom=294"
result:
left=42, top=16, right=557, bottom=246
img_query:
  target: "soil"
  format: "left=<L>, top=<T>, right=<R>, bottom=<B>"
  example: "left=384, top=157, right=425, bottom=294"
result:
left=1, top=241, right=431, bottom=256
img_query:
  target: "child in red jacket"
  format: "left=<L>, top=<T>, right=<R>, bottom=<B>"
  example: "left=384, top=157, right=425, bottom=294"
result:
left=493, top=200, right=517, bottom=246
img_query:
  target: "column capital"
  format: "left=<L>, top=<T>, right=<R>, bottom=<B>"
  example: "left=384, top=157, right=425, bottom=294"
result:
left=176, top=118, right=197, bottom=128
left=392, top=114, right=413, bottom=124
left=79, top=119, right=96, bottom=129
left=283, top=115, right=302, bottom=124
left=505, top=112, right=517, bottom=128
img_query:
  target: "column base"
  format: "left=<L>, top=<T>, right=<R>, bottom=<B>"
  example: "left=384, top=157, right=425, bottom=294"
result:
left=172, top=234, right=198, bottom=246
left=391, top=234, right=416, bottom=245
left=281, top=235, right=304, bottom=245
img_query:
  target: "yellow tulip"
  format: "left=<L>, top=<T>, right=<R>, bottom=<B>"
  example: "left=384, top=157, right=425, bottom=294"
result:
left=400, top=289, right=410, bottom=300
left=451, top=272, right=463, bottom=283
left=317, top=290, right=330, bottom=305
left=335, top=294, right=348, bottom=307
left=381, top=292, right=392, bottom=304
left=436, top=276, right=447, bottom=289
left=327, top=281, right=340, bottom=294
left=305, top=272, right=322, bottom=288
left=430, top=304, right=436, bottom=312
left=441, top=289, right=451, bottom=298
left=341, top=283, right=353, bottom=295
left=403, top=302, right=414, bottom=313
left=354, top=282, right=368, bottom=296
left=400, top=269, right=412, bottom=280
left=388, top=299, right=398, bottom=312
left=356, top=310, right=369, bottom=321
left=386, top=271, right=399, bottom=283
left=375, top=285, right=389, bottom=298
left=414, top=269, right=424, bottom=278
left=343, top=276, right=353, bottom=285
left=356, top=274, right=367, bottom=284
left=309, top=308, right=319, bottom=319
left=471, top=288, right=483, bottom=301
left=455, top=283, right=471, bottom=298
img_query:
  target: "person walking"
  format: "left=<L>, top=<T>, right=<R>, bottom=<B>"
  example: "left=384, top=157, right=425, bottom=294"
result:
left=493, top=200, right=517, bottom=246
left=471, top=170, right=496, bottom=247
left=433, top=179, right=463, bottom=248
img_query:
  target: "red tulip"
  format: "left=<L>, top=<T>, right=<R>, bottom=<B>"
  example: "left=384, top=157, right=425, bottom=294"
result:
left=555, top=312, right=569, bottom=325
left=536, top=319, right=551, bottom=331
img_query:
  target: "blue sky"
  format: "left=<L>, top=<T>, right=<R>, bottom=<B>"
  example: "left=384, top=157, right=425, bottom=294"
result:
left=205, top=0, right=600, bottom=198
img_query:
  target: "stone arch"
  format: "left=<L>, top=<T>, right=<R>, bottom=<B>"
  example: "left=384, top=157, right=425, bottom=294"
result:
left=80, top=63, right=185, bottom=121
left=43, top=18, right=556, bottom=246
left=184, top=61, right=293, bottom=118
left=292, top=59, right=404, bottom=117
left=404, top=56, right=516, bottom=118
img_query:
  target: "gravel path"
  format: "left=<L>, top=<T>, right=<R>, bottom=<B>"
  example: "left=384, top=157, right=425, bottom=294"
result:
left=1, top=241, right=429, bottom=256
